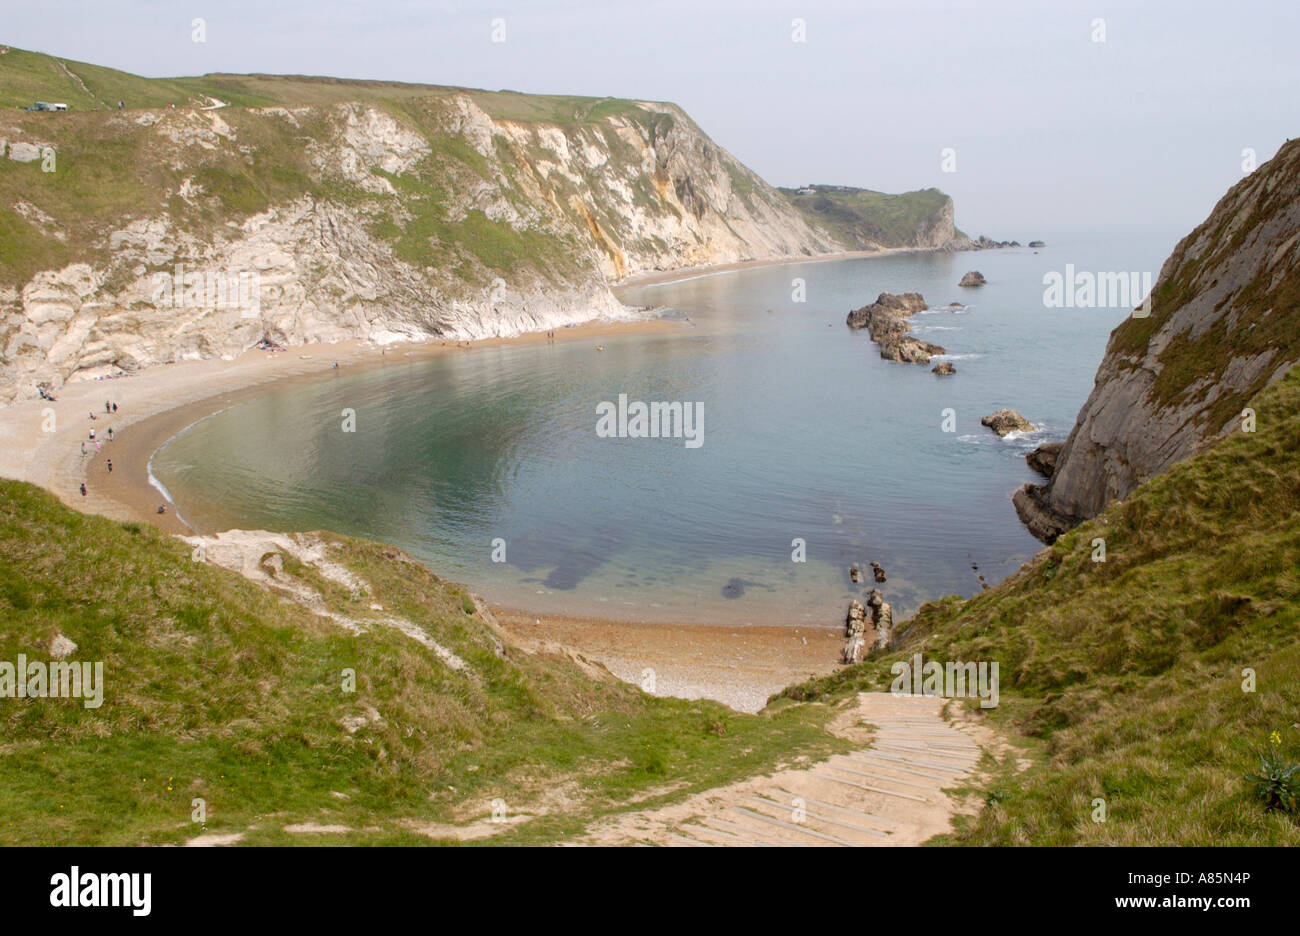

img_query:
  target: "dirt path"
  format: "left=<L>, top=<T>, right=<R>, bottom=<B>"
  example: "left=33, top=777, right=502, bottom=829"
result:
left=579, top=692, right=986, bottom=846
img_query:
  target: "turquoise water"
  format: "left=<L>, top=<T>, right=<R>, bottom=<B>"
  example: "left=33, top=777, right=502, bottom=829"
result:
left=153, top=232, right=1177, bottom=625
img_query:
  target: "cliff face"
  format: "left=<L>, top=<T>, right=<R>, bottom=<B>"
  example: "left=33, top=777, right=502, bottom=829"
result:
left=1015, top=139, right=1300, bottom=541
left=0, top=63, right=841, bottom=401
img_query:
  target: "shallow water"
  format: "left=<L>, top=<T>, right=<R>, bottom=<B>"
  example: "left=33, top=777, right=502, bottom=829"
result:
left=154, top=231, right=1177, bottom=624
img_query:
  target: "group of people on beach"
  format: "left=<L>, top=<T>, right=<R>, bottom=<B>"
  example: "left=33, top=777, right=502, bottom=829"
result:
left=76, top=401, right=169, bottom=515
left=79, top=401, right=118, bottom=496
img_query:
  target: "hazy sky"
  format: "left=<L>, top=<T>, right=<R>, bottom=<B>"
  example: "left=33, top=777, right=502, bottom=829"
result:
left=7, top=0, right=1298, bottom=239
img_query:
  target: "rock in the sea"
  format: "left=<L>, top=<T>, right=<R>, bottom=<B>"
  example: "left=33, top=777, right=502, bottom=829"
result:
left=1026, top=441, right=1064, bottom=478
left=847, top=292, right=944, bottom=364
left=846, top=292, right=928, bottom=331
left=932, top=361, right=956, bottom=375
left=1028, top=240, right=1045, bottom=248
left=959, top=270, right=987, bottom=287
left=880, top=335, right=945, bottom=364
left=981, top=408, right=1034, bottom=436
left=870, top=561, right=887, bottom=583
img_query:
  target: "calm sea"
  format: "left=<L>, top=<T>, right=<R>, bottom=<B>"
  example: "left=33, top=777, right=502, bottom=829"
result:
left=152, top=229, right=1178, bottom=625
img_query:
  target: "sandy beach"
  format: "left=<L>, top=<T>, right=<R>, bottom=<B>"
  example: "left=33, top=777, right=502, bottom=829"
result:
left=0, top=263, right=860, bottom=709
left=0, top=317, right=682, bottom=533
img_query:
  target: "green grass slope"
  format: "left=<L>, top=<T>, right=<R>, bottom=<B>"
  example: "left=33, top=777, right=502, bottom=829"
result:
left=778, top=185, right=955, bottom=249
left=0, top=480, right=845, bottom=845
left=0, top=44, right=653, bottom=117
left=784, top=365, right=1300, bottom=845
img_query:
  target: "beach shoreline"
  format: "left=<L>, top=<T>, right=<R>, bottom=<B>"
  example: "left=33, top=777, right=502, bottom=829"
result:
left=0, top=252, right=879, bottom=707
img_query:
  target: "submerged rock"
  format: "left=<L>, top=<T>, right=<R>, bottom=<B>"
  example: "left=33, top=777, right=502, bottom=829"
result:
left=981, top=408, right=1034, bottom=436
left=932, top=360, right=956, bottom=375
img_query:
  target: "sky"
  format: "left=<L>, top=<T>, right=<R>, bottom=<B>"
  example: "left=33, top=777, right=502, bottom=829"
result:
left=6, top=0, right=1298, bottom=240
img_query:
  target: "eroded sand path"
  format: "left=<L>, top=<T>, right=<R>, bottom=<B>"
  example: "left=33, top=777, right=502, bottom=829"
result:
left=579, top=692, right=986, bottom=846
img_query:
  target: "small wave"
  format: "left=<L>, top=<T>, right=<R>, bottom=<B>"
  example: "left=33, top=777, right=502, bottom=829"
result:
left=920, top=306, right=970, bottom=315
left=1000, top=425, right=1047, bottom=443
left=146, top=454, right=190, bottom=529
left=914, top=325, right=962, bottom=333
left=933, top=353, right=984, bottom=361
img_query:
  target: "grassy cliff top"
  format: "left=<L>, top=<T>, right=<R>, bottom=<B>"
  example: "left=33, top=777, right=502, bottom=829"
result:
left=778, top=185, right=955, bottom=249
left=0, top=45, right=661, bottom=122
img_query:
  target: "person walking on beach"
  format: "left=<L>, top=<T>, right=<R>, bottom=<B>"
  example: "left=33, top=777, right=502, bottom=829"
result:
left=105, top=401, right=111, bottom=414
left=89, top=428, right=95, bottom=441
left=112, top=402, right=117, bottom=413
left=80, top=483, right=86, bottom=497
left=107, top=427, right=114, bottom=441
left=106, top=459, right=113, bottom=473
left=80, top=442, right=86, bottom=456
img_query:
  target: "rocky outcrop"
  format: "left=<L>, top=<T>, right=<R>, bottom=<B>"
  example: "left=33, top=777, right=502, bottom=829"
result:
left=1014, top=138, right=1300, bottom=542
left=962, top=235, right=1019, bottom=250
left=1025, top=442, right=1064, bottom=477
left=882, top=336, right=946, bottom=364
left=842, top=599, right=869, bottom=664
left=841, top=590, right=894, bottom=663
left=867, top=589, right=893, bottom=651
left=846, top=291, right=928, bottom=329
left=1028, top=240, right=1046, bottom=248
left=959, top=270, right=987, bottom=287
left=846, top=292, right=944, bottom=363
left=981, top=409, right=1034, bottom=436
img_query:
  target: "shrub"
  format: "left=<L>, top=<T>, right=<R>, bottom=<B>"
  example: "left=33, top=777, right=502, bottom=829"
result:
left=1244, top=732, right=1299, bottom=813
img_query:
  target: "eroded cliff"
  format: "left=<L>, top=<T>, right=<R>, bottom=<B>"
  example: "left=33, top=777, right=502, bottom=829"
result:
left=1, top=53, right=846, bottom=401
left=1015, top=138, right=1300, bottom=541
